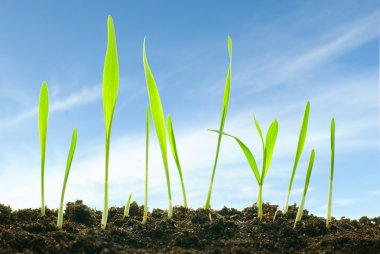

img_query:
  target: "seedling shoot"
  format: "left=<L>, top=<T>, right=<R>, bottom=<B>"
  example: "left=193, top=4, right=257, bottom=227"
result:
left=142, top=105, right=150, bottom=224
left=143, top=38, right=173, bottom=218
left=167, top=115, right=188, bottom=208
left=204, top=36, right=232, bottom=210
left=57, top=128, right=77, bottom=229
left=124, top=193, right=133, bottom=218
left=294, top=149, right=315, bottom=227
left=38, top=81, right=49, bottom=217
left=101, top=15, right=120, bottom=229
left=326, top=118, right=335, bottom=227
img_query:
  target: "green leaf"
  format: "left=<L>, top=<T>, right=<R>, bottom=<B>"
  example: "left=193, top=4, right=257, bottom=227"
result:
left=167, top=115, right=188, bottom=207
left=204, top=36, right=233, bottom=209
left=143, top=38, right=173, bottom=217
left=38, top=81, right=49, bottom=216
left=209, top=129, right=261, bottom=184
left=262, top=120, right=278, bottom=182
left=284, top=101, right=310, bottom=213
left=101, top=15, right=120, bottom=229
left=253, top=115, right=264, bottom=153
left=294, top=149, right=315, bottom=226
left=57, top=128, right=77, bottom=228
left=102, top=15, right=119, bottom=137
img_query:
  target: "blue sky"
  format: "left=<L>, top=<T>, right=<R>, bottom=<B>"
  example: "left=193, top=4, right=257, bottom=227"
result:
left=0, top=1, right=379, bottom=218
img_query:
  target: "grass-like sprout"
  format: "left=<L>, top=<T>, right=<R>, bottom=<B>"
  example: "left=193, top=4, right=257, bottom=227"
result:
left=57, top=128, right=77, bottom=229
left=124, top=193, right=132, bottom=218
left=211, top=117, right=278, bottom=219
left=326, top=118, right=335, bottom=228
left=284, top=101, right=310, bottom=214
left=143, top=38, right=173, bottom=218
left=101, top=15, right=119, bottom=229
left=38, top=81, right=49, bottom=217
left=294, top=149, right=315, bottom=228
left=167, top=115, right=188, bottom=208
left=204, top=36, right=232, bottom=210
left=142, top=105, right=150, bottom=224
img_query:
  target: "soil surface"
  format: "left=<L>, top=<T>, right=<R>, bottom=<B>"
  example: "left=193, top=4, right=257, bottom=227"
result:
left=0, top=200, right=379, bottom=253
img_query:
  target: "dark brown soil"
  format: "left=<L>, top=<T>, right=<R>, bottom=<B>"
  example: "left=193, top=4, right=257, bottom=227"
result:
left=0, top=200, right=379, bottom=253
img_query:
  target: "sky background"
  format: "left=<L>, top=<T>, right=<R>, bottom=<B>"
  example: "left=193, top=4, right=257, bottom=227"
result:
left=0, top=1, right=379, bottom=219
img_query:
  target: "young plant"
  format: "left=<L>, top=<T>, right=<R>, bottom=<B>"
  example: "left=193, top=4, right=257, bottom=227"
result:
left=204, top=36, right=232, bottom=210
left=101, top=15, right=119, bottom=229
left=167, top=115, right=188, bottom=208
left=123, top=193, right=132, bottom=218
left=284, top=101, right=310, bottom=214
left=326, top=118, right=335, bottom=228
left=142, top=105, right=150, bottom=224
left=211, top=117, right=278, bottom=220
left=38, top=81, right=49, bottom=217
left=57, top=128, right=77, bottom=229
left=294, top=149, right=315, bottom=228
left=143, top=38, right=173, bottom=218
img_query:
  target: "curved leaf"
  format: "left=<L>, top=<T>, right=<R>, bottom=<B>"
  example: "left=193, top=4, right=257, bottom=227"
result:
left=262, top=120, right=278, bottom=182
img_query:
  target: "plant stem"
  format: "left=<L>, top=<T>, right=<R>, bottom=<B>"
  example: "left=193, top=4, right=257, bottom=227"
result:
left=41, top=156, right=45, bottom=216
left=143, top=106, right=150, bottom=224
left=204, top=131, right=223, bottom=209
left=101, top=134, right=111, bottom=229
left=327, top=118, right=335, bottom=227
left=257, top=184, right=263, bottom=220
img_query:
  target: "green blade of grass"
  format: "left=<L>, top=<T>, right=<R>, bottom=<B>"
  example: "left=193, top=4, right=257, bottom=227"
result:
left=209, top=129, right=260, bottom=185
left=294, top=149, right=315, bottom=227
left=261, top=120, right=278, bottom=183
left=142, top=105, right=150, bottom=224
left=101, top=15, right=119, bottom=229
left=284, top=101, right=310, bottom=214
left=253, top=116, right=264, bottom=153
left=124, top=193, right=133, bottom=218
left=38, top=81, right=49, bottom=217
left=143, top=38, right=173, bottom=218
left=167, top=115, right=188, bottom=208
left=327, top=118, right=335, bottom=227
left=204, top=36, right=232, bottom=209
left=57, top=128, right=77, bottom=229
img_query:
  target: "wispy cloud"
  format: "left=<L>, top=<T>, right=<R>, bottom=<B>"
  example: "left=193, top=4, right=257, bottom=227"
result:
left=0, top=85, right=101, bottom=129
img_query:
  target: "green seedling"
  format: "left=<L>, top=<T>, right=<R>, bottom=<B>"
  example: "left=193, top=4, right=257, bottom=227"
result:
left=57, top=128, right=77, bottom=229
left=326, top=118, right=335, bottom=228
left=204, top=36, right=232, bottom=210
left=38, top=81, right=49, bottom=217
left=284, top=101, right=310, bottom=214
left=142, top=105, right=150, bottom=224
left=143, top=38, right=173, bottom=218
left=167, top=115, right=188, bottom=208
left=294, top=149, right=315, bottom=228
left=211, top=117, right=278, bottom=219
left=124, top=193, right=133, bottom=218
left=101, top=15, right=119, bottom=229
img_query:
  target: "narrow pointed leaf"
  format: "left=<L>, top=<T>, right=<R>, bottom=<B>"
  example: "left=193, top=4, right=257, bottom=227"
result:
left=38, top=81, right=49, bottom=216
left=167, top=115, right=188, bottom=207
left=253, top=115, right=264, bottom=153
left=262, top=120, right=278, bottom=182
left=210, top=129, right=261, bottom=184
left=143, top=38, right=172, bottom=217
left=102, top=16, right=119, bottom=136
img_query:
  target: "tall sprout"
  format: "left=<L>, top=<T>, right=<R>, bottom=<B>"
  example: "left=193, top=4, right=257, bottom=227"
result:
left=167, top=115, right=188, bottom=208
left=204, top=36, right=232, bottom=210
left=143, top=38, right=173, bottom=218
left=326, top=118, right=335, bottom=227
left=294, top=149, right=315, bottom=227
left=284, top=101, right=310, bottom=214
left=38, top=81, right=49, bottom=216
left=101, top=15, right=119, bottom=229
left=211, top=117, right=278, bottom=219
left=57, top=128, right=77, bottom=229
left=142, top=105, right=150, bottom=224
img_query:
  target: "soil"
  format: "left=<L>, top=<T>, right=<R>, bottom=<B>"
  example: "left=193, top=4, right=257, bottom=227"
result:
left=0, top=200, right=379, bottom=253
